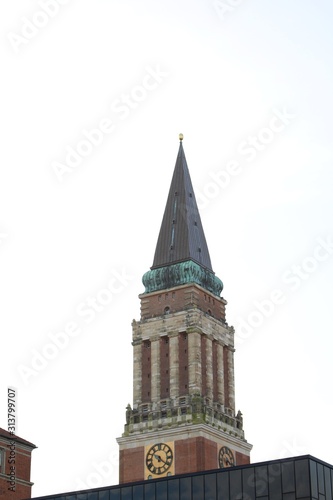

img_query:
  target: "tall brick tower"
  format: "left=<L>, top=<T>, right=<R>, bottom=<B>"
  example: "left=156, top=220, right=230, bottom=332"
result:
left=117, top=135, right=252, bottom=483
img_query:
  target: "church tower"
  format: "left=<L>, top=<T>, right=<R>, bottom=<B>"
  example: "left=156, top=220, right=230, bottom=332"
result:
left=117, top=136, right=252, bottom=483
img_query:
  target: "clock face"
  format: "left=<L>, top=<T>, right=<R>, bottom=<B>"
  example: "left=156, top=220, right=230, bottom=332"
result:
left=219, top=446, right=235, bottom=468
left=146, top=442, right=173, bottom=475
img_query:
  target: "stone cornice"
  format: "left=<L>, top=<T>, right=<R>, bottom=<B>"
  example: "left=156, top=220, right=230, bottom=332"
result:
left=117, top=423, right=252, bottom=455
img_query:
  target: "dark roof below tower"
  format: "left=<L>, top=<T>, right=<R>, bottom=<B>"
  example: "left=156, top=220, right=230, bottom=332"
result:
left=152, top=139, right=212, bottom=271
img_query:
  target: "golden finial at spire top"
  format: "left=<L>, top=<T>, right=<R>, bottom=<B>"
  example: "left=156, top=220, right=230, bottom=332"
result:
left=179, top=133, right=184, bottom=141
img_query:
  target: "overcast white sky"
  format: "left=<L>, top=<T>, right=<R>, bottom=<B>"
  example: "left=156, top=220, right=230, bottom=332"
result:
left=1, top=0, right=333, bottom=497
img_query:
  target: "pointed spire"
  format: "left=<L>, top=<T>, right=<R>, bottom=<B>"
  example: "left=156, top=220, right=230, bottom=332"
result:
left=142, top=135, right=223, bottom=297
left=152, top=135, right=213, bottom=271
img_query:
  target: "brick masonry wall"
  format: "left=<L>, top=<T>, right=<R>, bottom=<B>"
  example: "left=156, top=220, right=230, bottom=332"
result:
left=0, top=482, right=31, bottom=500
left=119, top=447, right=144, bottom=484
left=236, top=451, right=251, bottom=466
left=0, top=437, right=33, bottom=499
left=175, top=437, right=250, bottom=474
left=175, top=437, right=219, bottom=474
left=140, top=285, right=226, bottom=322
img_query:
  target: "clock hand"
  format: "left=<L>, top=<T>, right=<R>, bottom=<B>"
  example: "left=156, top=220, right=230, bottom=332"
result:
left=153, top=453, right=167, bottom=465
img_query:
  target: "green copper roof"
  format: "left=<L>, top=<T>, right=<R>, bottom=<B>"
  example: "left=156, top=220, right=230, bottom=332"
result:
left=143, top=259, right=223, bottom=297
left=143, top=137, right=223, bottom=296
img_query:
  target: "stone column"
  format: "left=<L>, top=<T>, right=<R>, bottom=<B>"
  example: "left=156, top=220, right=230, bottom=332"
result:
left=169, top=333, right=179, bottom=400
left=206, top=336, right=213, bottom=402
left=132, top=339, right=142, bottom=408
left=227, top=347, right=235, bottom=412
left=216, top=342, right=224, bottom=405
left=151, top=336, right=160, bottom=402
left=188, top=330, right=202, bottom=394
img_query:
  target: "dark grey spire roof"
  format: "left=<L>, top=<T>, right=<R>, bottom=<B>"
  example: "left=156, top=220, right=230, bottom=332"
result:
left=152, top=140, right=213, bottom=271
